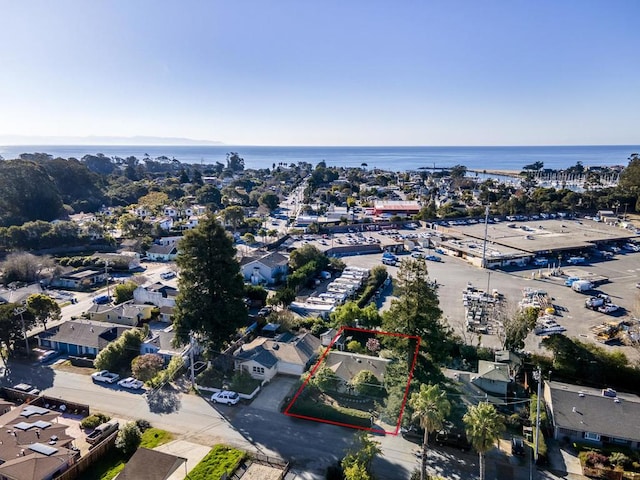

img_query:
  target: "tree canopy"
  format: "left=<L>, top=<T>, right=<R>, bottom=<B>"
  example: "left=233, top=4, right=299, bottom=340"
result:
left=173, top=215, right=247, bottom=350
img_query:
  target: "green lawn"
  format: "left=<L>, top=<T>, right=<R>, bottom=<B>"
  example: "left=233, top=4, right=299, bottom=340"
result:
left=140, top=428, right=173, bottom=449
left=187, top=445, right=245, bottom=480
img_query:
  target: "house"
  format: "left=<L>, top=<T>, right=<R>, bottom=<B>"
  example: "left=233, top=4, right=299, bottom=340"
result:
left=146, top=244, right=178, bottom=262
left=154, top=217, right=174, bottom=231
left=323, top=351, right=390, bottom=388
left=544, top=380, right=640, bottom=449
left=116, top=447, right=186, bottom=480
left=140, top=324, right=191, bottom=366
left=87, top=301, right=153, bottom=326
left=494, top=350, right=523, bottom=378
left=183, top=205, right=206, bottom=217
left=38, top=319, right=133, bottom=357
left=156, top=236, right=183, bottom=247
left=0, top=404, right=80, bottom=480
left=471, top=360, right=512, bottom=397
left=320, top=328, right=339, bottom=347
left=133, top=283, right=177, bottom=308
left=181, top=215, right=202, bottom=230
left=240, top=252, right=289, bottom=285
left=51, top=268, right=107, bottom=290
left=0, top=284, right=43, bottom=305
left=158, top=306, right=174, bottom=323
left=234, top=332, right=321, bottom=381
left=163, top=206, right=179, bottom=218
left=132, top=206, right=152, bottom=218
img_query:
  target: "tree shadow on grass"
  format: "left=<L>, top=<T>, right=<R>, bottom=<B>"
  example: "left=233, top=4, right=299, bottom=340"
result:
left=146, top=385, right=182, bottom=414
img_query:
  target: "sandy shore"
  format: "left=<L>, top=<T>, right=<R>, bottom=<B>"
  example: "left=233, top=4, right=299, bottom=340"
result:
left=468, top=168, right=521, bottom=177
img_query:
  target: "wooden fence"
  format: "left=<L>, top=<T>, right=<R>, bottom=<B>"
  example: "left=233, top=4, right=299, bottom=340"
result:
left=54, top=431, right=118, bottom=480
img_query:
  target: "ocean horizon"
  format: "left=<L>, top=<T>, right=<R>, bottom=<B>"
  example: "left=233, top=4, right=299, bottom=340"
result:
left=0, top=144, right=638, bottom=172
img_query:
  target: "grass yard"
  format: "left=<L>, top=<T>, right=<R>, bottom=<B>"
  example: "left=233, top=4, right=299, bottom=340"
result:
left=187, top=444, right=246, bottom=480
left=140, top=428, right=173, bottom=449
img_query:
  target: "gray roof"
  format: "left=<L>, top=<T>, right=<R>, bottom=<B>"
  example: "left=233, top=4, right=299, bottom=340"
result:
left=546, top=381, right=640, bottom=441
left=39, top=320, right=131, bottom=350
left=117, top=447, right=186, bottom=480
left=235, top=345, right=279, bottom=368
left=147, top=244, right=178, bottom=255
left=242, top=252, right=288, bottom=269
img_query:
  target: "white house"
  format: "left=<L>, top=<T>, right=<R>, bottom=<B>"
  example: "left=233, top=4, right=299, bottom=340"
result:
left=234, top=332, right=321, bottom=381
left=133, top=283, right=177, bottom=308
left=146, top=244, right=178, bottom=261
left=163, top=206, right=179, bottom=218
left=183, top=205, right=206, bottom=217
left=154, top=217, right=174, bottom=231
left=240, top=252, right=289, bottom=285
left=140, top=324, right=192, bottom=366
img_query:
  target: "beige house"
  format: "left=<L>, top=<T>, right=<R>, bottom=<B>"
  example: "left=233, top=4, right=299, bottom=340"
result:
left=234, top=332, right=321, bottom=381
left=87, top=301, right=154, bottom=326
left=471, top=360, right=511, bottom=397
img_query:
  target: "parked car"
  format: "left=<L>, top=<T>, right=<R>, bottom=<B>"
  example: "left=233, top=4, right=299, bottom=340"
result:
left=160, top=271, right=176, bottom=280
left=39, top=350, right=61, bottom=364
left=435, top=429, right=471, bottom=451
left=91, top=370, right=120, bottom=384
left=117, top=377, right=144, bottom=390
left=257, top=307, right=272, bottom=318
left=86, top=420, right=119, bottom=445
left=12, top=383, right=40, bottom=395
left=511, top=437, right=526, bottom=456
left=400, top=425, right=424, bottom=442
left=211, top=390, right=240, bottom=405
left=93, top=295, right=111, bottom=305
left=425, top=255, right=442, bottom=262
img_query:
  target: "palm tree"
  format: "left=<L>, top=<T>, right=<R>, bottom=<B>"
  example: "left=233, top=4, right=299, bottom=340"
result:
left=409, top=383, right=451, bottom=480
left=463, top=402, right=505, bottom=480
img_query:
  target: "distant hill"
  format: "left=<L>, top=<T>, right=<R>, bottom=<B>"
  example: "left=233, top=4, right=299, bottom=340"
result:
left=0, top=135, right=224, bottom=146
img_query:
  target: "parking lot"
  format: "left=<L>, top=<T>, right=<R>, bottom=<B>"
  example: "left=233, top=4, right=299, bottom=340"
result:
left=331, top=228, right=640, bottom=360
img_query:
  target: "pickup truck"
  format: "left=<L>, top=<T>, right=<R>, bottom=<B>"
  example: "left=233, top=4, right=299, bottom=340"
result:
left=86, top=420, right=119, bottom=445
left=91, top=370, right=120, bottom=384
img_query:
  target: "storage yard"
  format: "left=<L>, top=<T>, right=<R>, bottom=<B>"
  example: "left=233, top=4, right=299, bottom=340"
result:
left=311, top=219, right=640, bottom=360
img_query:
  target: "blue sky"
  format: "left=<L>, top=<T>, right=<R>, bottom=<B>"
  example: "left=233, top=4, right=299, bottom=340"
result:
left=1, top=0, right=639, bottom=146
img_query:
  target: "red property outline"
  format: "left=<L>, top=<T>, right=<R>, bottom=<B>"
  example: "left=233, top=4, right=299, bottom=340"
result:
left=283, top=326, right=421, bottom=435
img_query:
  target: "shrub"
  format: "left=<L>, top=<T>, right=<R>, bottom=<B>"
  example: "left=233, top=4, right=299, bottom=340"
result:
left=347, top=340, right=363, bottom=354
left=609, top=452, right=630, bottom=469
left=135, top=419, right=151, bottom=433
left=585, top=451, right=609, bottom=467
left=115, top=422, right=142, bottom=457
left=131, top=354, right=164, bottom=382
left=80, top=413, right=111, bottom=430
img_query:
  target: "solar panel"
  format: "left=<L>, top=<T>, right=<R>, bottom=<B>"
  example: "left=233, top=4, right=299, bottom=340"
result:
left=20, top=406, right=49, bottom=417
left=33, top=421, right=52, bottom=429
left=14, top=422, right=34, bottom=431
left=29, top=443, right=58, bottom=456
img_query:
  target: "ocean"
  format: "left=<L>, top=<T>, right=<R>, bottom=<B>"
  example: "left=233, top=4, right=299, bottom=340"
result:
left=0, top=145, right=638, bottom=172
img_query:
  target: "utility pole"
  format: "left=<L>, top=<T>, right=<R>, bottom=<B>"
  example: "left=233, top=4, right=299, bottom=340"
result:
left=533, top=367, right=542, bottom=465
left=14, top=307, right=30, bottom=355
left=481, top=205, right=490, bottom=269
left=189, top=333, right=196, bottom=388
left=104, top=260, right=111, bottom=299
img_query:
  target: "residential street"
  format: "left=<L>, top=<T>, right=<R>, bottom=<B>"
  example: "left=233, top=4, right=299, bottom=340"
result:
left=0, top=360, right=585, bottom=479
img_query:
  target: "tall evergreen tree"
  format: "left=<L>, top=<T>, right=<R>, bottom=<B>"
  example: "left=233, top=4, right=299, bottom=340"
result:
left=173, top=215, right=247, bottom=350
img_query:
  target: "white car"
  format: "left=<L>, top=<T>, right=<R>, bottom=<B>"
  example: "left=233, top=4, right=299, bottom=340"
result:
left=117, top=377, right=144, bottom=390
left=160, top=271, right=176, bottom=280
left=211, top=390, right=240, bottom=405
left=91, top=370, right=120, bottom=384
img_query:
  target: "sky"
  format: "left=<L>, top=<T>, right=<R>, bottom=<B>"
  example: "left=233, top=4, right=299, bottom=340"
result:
left=1, top=0, right=639, bottom=146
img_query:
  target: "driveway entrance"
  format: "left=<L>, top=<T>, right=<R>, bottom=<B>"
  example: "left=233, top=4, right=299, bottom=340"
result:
left=250, top=376, right=297, bottom=412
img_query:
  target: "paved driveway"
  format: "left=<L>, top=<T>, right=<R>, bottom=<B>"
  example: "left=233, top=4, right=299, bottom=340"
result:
left=155, top=440, right=211, bottom=480
left=250, top=377, right=297, bottom=412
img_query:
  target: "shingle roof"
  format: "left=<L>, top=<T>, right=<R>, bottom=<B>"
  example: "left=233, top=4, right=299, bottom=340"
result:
left=39, top=320, right=131, bottom=349
left=236, top=333, right=320, bottom=367
left=235, top=345, right=279, bottom=369
left=117, top=447, right=186, bottom=480
left=147, top=244, right=178, bottom=255
left=477, top=361, right=511, bottom=383
left=547, top=380, right=640, bottom=441
left=257, top=252, right=288, bottom=268
left=324, top=351, right=390, bottom=383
